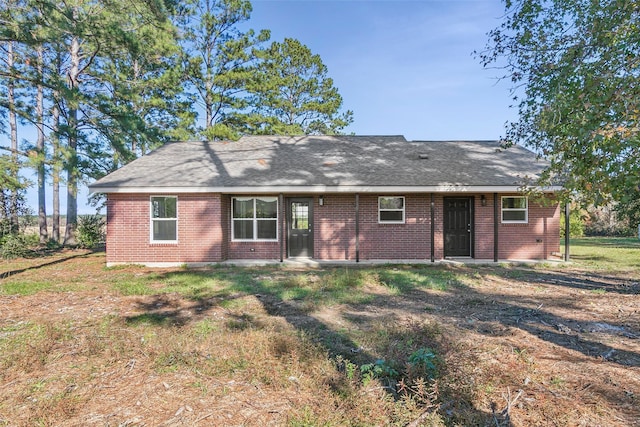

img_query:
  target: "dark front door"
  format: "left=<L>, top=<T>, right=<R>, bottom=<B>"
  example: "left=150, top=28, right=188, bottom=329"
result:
left=288, top=198, right=313, bottom=257
left=444, top=197, right=473, bottom=257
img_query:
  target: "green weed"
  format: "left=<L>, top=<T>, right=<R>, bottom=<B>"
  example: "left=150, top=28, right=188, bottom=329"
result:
left=0, top=281, right=53, bottom=295
left=112, top=280, right=154, bottom=296
left=378, top=268, right=452, bottom=293
left=408, top=348, right=438, bottom=379
left=193, top=319, right=218, bottom=337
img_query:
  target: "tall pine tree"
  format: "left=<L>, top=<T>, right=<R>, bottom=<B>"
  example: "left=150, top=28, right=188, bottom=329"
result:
left=176, top=0, right=269, bottom=140
left=2, top=0, right=192, bottom=244
left=240, top=38, right=353, bottom=135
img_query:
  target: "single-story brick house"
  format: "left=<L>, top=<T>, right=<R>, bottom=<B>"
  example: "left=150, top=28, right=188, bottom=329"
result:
left=89, top=135, right=562, bottom=266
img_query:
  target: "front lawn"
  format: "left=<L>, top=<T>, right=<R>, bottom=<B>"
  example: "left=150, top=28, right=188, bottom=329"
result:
left=0, top=239, right=638, bottom=426
left=564, top=236, right=640, bottom=271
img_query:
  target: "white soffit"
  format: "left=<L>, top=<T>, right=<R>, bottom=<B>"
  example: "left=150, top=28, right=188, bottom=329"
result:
left=90, top=185, right=562, bottom=194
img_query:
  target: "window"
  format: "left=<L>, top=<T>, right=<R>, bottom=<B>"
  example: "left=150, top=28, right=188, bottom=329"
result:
left=232, top=197, right=278, bottom=240
left=290, top=202, right=309, bottom=230
left=379, top=196, right=405, bottom=223
left=502, top=196, right=528, bottom=223
left=151, top=196, right=177, bottom=242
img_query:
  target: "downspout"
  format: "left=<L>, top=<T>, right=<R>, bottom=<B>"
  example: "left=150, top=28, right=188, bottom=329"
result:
left=430, top=193, right=435, bottom=262
left=279, top=193, right=284, bottom=262
left=355, top=193, right=360, bottom=262
left=564, top=201, right=570, bottom=262
left=494, top=193, right=499, bottom=262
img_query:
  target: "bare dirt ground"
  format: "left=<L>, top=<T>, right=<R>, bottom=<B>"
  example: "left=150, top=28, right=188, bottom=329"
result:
left=0, top=250, right=639, bottom=426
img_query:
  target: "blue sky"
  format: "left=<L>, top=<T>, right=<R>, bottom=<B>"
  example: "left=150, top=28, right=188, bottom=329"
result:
left=248, top=0, right=514, bottom=140
left=23, top=0, right=515, bottom=215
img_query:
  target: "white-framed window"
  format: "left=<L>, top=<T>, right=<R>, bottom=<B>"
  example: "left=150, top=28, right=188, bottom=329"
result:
left=232, top=196, right=278, bottom=241
left=150, top=196, right=177, bottom=242
left=501, top=196, right=528, bottom=223
left=378, top=196, right=405, bottom=223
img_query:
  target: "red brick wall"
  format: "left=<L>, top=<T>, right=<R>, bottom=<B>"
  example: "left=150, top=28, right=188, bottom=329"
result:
left=474, top=193, right=560, bottom=260
left=475, top=194, right=496, bottom=259
left=497, top=195, right=560, bottom=260
left=106, top=193, right=224, bottom=265
left=314, top=194, right=447, bottom=260
left=220, top=195, right=230, bottom=260
left=433, top=195, right=445, bottom=260
left=105, top=192, right=560, bottom=264
left=316, top=193, right=558, bottom=261
left=315, top=195, right=356, bottom=260
left=358, top=195, right=431, bottom=260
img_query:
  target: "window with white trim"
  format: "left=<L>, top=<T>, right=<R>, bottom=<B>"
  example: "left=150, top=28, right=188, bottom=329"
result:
left=232, top=197, right=278, bottom=241
left=378, top=196, right=405, bottom=223
left=150, top=196, right=177, bottom=242
left=501, top=196, right=528, bottom=223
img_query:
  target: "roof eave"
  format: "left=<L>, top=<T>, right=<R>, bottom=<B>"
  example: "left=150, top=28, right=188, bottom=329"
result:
left=89, top=185, right=563, bottom=195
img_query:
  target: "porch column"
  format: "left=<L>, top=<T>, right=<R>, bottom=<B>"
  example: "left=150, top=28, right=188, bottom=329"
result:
left=355, top=193, right=360, bottom=262
left=493, top=193, right=499, bottom=262
left=430, top=193, right=435, bottom=263
left=279, top=193, right=284, bottom=262
left=564, top=201, right=570, bottom=261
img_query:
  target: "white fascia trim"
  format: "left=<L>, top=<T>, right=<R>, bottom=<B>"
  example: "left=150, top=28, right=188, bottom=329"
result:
left=90, top=185, right=563, bottom=194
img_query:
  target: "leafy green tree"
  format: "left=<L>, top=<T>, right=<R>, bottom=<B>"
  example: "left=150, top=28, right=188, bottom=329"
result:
left=241, top=38, right=353, bottom=135
left=177, top=0, right=269, bottom=140
left=560, top=206, right=586, bottom=238
left=1, top=0, right=188, bottom=245
left=478, top=0, right=639, bottom=209
left=0, top=153, right=29, bottom=238
left=1, top=4, right=49, bottom=242
left=1, top=40, right=20, bottom=234
left=614, top=199, right=640, bottom=235
left=85, top=1, right=196, bottom=171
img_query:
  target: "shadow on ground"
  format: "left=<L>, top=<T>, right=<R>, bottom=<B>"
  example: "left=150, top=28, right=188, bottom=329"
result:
left=0, top=250, right=93, bottom=280
left=125, top=264, right=639, bottom=425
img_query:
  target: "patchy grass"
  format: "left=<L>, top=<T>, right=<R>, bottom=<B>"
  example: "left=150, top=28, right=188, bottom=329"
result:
left=377, top=267, right=458, bottom=293
left=564, top=236, right=640, bottom=271
left=0, top=240, right=638, bottom=426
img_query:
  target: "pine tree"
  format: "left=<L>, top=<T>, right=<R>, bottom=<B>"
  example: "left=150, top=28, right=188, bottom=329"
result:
left=240, top=38, right=353, bottom=135
left=177, top=0, right=269, bottom=140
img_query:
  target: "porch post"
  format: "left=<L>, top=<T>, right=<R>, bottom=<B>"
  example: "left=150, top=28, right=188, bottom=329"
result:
left=494, top=193, right=499, bottom=262
left=564, top=201, right=570, bottom=261
left=430, top=193, right=435, bottom=262
left=279, top=193, right=284, bottom=262
left=355, top=193, right=360, bottom=262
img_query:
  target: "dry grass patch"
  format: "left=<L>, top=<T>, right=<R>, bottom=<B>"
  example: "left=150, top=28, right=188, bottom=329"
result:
left=1, top=243, right=639, bottom=426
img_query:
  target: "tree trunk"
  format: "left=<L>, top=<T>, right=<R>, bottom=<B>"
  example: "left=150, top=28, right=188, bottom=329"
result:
left=65, top=163, right=78, bottom=245
left=205, top=95, right=213, bottom=129
left=51, top=50, right=62, bottom=244
left=7, top=41, right=19, bottom=234
left=63, top=34, right=80, bottom=246
left=52, top=134, right=60, bottom=244
left=36, top=45, right=48, bottom=243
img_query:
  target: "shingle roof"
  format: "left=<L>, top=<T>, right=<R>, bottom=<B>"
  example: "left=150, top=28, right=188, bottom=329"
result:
left=89, top=135, right=557, bottom=193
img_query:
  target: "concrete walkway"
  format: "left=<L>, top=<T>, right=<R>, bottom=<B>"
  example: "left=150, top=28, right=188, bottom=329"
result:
left=217, top=257, right=565, bottom=268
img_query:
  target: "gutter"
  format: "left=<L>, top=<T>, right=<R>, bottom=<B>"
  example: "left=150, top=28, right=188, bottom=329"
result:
left=89, top=185, right=563, bottom=195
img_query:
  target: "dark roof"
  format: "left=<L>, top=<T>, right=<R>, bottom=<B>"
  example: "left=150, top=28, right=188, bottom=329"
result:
left=89, top=135, right=556, bottom=193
